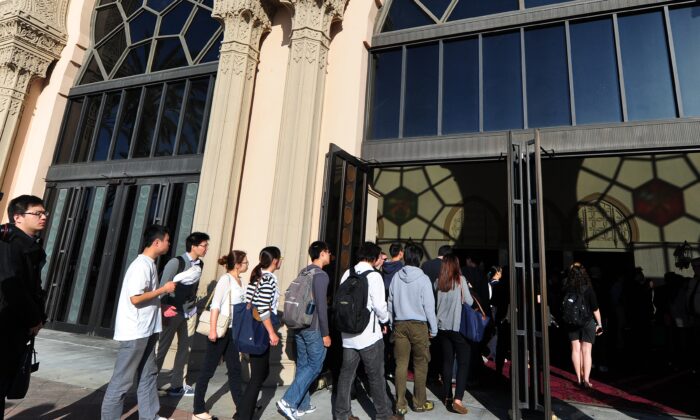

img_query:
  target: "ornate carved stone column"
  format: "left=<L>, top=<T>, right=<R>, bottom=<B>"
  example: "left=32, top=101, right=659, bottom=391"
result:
left=267, top=0, right=348, bottom=278
left=0, top=0, right=67, bottom=187
left=192, top=0, right=271, bottom=282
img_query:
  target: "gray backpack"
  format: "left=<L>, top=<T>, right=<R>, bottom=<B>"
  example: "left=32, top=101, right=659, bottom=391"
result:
left=282, top=267, right=320, bottom=329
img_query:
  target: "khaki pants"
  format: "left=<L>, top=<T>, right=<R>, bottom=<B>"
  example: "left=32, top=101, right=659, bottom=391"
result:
left=155, top=312, right=197, bottom=388
left=393, top=320, right=431, bottom=409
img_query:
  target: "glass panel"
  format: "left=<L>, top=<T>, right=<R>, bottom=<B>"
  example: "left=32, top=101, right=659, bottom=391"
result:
left=114, top=42, right=151, bottom=78
left=121, top=0, right=143, bottom=17
left=74, top=95, right=102, bottom=163
left=201, top=0, right=213, bottom=8
left=92, top=91, right=121, bottom=161
left=570, top=18, right=622, bottom=124
left=155, top=81, right=186, bottom=157
left=483, top=31, right=523, bottom=131
left=368, top=49, right=402, bottom=140
left=420, top=0, right=452, bottom=20
left=129, top=10, right=157, bottom=43
left=178, top=78, right=209, bottom=155
left=442, top=37, right=479, bottom=134
left=94, top=4, right=122, bottom=44
left=159, top=1, right=194, bottom=36
left=382, top=0, right=434, bottom=32
left=526, top=0, right=573, bottom=7
left=618, top=11, right=676, bottom=121
left=41, top=189, right=69, bottom=289
left=55, top=99, right=84, bottom=164
left=404, top=43, right=438, bottom=137
left=525, top=25, right=570, bottom=127
left=199, top=31, right=222, bottom=63
left=96, top=27, right=128, bottom=76
left=112, top=88, right=141, bottom=159
left=670, top=5, right=700, bottom=117
left=79, top=55, right=104, bottom=85
left=146, top=0, right=173, bottom=12
left=174, top=183, right=198, bottom=256
left=185, top=7, right=220, bottom=59
left=133, top=85, right=163, bottom=158
left=152, top=37, right=190, bottom=71
left=448, top=0, right=518, bottom=21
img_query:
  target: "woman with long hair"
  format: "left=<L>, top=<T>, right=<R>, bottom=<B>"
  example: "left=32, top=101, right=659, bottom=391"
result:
left=563, top=263, right=603, bottom=389
left=192, top=250, right=248, bottom=420
left=237, top=246, right=282, bottom=420
left=435, top=254, right=474, bottom=415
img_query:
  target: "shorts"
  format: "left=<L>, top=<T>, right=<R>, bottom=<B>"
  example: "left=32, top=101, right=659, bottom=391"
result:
left=567, top=319, right=596, bottom=344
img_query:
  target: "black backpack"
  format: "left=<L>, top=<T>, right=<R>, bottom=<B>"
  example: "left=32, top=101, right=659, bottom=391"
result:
left=560, top=290, right=591, bottom=327
left=162, top=256, right=204, bottom=312
left=333, top=267, right=372, bottom=334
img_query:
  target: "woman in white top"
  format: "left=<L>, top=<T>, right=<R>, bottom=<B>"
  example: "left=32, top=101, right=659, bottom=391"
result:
left=192, top=250, right=248, bottom=420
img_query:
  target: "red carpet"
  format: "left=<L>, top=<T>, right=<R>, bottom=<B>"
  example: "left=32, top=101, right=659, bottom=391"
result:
left=486, top=360, right=694, bottom=417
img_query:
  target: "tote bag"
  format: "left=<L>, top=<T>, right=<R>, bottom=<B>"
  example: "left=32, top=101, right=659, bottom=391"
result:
left=236, top=303, right=269, bottom=355
left=196, top=274, right=233, bottom=337
left=459, top=285, right=490, bottom=343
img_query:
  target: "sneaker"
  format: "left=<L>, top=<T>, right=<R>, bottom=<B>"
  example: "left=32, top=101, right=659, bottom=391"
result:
left=276, top=399, right=298, bottom=420
left=157, top=417, right=174, bottom=420
left=167, top=385, right=195, bottom=397
left=296, top=405, right=316, bottom=416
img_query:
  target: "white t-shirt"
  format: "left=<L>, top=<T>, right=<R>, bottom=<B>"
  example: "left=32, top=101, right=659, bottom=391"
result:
left=340, top=262, right=389, bottom=350
left=113, top=254, right=163, bottom=341
left=211, top=273, right=247, bottom=327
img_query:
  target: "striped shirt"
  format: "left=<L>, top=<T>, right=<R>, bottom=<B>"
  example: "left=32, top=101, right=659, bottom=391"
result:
left=245, top=271, right=279, bottom=321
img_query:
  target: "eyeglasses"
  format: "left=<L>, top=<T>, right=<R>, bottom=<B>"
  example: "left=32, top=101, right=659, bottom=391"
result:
left=242, top=261, right=249, bottom=265
left=197, top=243, right=209, bottom=248
left=23, top=211, right=49, bottom=218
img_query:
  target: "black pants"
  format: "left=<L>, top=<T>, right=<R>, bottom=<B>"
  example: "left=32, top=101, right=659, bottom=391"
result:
left=237, top=348, right=270, bottom=420
left=438, top=330, right=470, bottom=401
left=193, top=330, right=242, bottom=414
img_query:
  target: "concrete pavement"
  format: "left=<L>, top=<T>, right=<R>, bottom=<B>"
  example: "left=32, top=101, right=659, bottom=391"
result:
left=3, top=329, right=692, bottom=420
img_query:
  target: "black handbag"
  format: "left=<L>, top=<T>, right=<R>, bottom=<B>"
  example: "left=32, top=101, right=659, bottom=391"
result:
left=7, top=337, right=39, bottom=399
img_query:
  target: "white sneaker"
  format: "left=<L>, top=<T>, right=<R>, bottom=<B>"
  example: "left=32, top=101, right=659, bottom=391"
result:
left=276, top=399, right=298, bottom=420
left=157, top=417, right=174, bottom=420
left=296, top=404, right=317, bottom=416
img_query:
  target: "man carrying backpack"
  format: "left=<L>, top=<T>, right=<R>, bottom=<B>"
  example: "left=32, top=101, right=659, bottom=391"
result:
left=333, top=242, right=400, bottom=420
left=277, top=241, right=332, bottom=420
left=155, top=232, right=209, bottom=396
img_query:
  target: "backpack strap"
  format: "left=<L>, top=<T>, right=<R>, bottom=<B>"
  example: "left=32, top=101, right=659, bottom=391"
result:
left=176, top=255, right=186, bottom=274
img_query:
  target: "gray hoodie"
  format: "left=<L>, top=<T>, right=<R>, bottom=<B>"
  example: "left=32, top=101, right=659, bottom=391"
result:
left=388, top=265, right=438, bottom=336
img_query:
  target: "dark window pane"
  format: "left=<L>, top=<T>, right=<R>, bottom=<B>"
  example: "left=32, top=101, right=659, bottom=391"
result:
left=670, top=5, right=700, bottom=117
left=404, top=43, right=438, bottom=137
left=159, top=1, right=194, bottom=36
left=94, top=4, right=122, bottom=44
left=570, top=18, right=622, bottom=124
left=201, top=0, right=213, bottom=8
left=114, top=42, right=151, bottom=78
left=442, top=38, right=479, bottom=134
left=526, top=0, right=573, bottom=7
left=152, top=37, right=189, bottom=71
left=525, top=25, right=570, bottom=127
left=121, top=0, right=142, bottom=17
left=92, top=92, right=122, bottom=161
left=618, top=11, right=676, bottom=121
left=146, top=0, right=173, bottom=12
left=423, top=0, right=452, bottom=20
left=133, top=85, right=163, bottom=157
left=129, top=10, right=157, bottom=43
left=483, top=31, right=523, bottom=131
left=382, top=0, right=434, bottom=32
left=100, top=0, right=116, bottom=4
left=199, top=31, right=222, bottom=63
left=178, top=78, right=209, bottom=155
left=448, top=0, right=518, bottom=21
left=155, top=82, right=186, bottom=157
left=185, top=7, right=221, bottom=60
left=368, top=49, right=402, bottom=140
left=112, top=88, right=141, bottom=159
left=96, top=27, right=128, bottom=76
left=74, top=96, right=103, bottom=163
left=79, top=54, right=105, bottom=85
left=55, top=99, right=84, bottom=164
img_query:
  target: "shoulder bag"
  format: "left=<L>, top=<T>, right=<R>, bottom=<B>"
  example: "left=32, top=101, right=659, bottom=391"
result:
left=196, top=274, right=233, bottom=337
left=459, top=282, right=490, bottom=343
left=236, top=279, right=272, bottom=355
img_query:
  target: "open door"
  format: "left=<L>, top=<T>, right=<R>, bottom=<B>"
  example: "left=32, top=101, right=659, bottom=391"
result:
left=319, top=144, right=372, bottom=294
left=508, top=130, right=552, bottom=419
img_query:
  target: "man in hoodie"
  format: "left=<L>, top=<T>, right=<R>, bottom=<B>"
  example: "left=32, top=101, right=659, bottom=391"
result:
left=388, top=244, right=438, bottom=415
left=382, top=243, right=404, bottom=296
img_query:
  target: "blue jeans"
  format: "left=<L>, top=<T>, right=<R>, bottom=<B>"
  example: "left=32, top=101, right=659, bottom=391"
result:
left=282, top=329, right=327, bottom=411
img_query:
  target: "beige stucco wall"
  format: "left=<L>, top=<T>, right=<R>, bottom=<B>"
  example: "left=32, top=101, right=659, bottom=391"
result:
left=0, top=0, right=93, bottom=222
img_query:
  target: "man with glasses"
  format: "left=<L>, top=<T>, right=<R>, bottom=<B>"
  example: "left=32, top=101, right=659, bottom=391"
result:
left=155, top=231, right=210, bottom=397
left=0, top=195, right=49, bottom=415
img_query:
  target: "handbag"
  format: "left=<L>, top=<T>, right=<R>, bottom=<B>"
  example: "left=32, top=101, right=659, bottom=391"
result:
left=7, top=337, right=39, bottom=400
left=196, top=274, right=233, bottom=337
left=235, top=278, right=275, bottom=355
left=459, top=283, right=490, bottom=343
